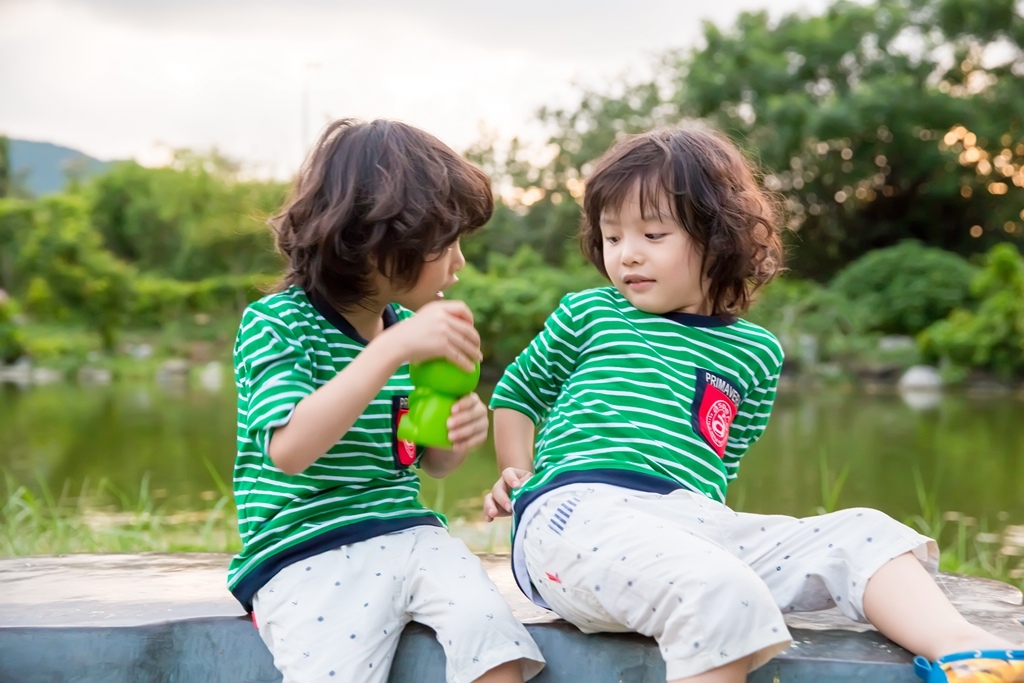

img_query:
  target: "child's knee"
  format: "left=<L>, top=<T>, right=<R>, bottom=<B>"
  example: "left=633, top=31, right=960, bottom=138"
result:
left=623, top=558, right=781, bottom=639
left=836, top=506, right=903, bottom=530
left=658, top=567, right=789, bottom=678
left=829, top=506, right=933, bottom=559
left=697, top=558, right=780, bottom=615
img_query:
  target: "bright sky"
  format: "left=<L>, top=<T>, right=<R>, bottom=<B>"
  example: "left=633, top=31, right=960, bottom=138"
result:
left=1, top=0, right=831, bottom=177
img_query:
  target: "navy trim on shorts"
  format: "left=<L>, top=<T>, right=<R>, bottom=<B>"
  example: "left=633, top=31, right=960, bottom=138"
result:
left=508, top=469, right=692, bottom=605
left=512, top=468, right=689, bottom=521
left=231, top=514, right=443, bottom=612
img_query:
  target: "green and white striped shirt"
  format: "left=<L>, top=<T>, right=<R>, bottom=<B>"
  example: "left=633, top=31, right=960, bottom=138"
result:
left=490, top=286, right=783, bottom=509
left=228, top=286, right=442, bottom=611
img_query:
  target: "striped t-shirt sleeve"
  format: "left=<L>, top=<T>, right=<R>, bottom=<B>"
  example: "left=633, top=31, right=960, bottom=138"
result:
left=490, top=296, right=578, bottom=424
left=721, top=369, right=779, bottom=480
left=235, top=307, right=317, bottom=457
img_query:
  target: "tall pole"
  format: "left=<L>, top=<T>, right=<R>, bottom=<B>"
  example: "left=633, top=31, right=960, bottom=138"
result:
left=301, top=62, right=321, bottom=153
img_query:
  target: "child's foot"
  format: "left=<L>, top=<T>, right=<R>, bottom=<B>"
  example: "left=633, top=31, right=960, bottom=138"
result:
left=914, top=650, right=1024, bottom=682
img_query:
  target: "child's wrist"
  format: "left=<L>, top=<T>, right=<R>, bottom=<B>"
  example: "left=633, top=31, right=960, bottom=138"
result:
left=366, top=330, right=405, bottom=374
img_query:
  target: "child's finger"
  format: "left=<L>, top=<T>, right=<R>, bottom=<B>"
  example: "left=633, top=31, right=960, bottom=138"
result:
left=483, top=494, right=500, bottom=522
left=447, top=345, right=478, bottom=371
left=446, top=332, right=481, bottom=364
left=448, top=399, right=485, bottom=430
left=491, top=482, right=512, bottom=513
left=440, top=299, right=475, bottom=325
left=449, top=420, right=488, bottom=451
left=501, top=467, right=529, bottom=490
left=450, top=393, right=482, bottom=415
left=445, top=332, right=481, bottom=369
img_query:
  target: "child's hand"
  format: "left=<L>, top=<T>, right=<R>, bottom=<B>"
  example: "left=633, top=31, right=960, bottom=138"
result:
left=388, top=300, right=481, bottom=372
left=447, top=393, right=488, bottom=455
left=483, top=467, right=533, bottom=522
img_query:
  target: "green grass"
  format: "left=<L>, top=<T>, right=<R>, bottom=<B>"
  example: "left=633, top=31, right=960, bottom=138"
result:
left=2, top=468, right=1021, bottom=590
left=0, top=469, right=240, bottom=555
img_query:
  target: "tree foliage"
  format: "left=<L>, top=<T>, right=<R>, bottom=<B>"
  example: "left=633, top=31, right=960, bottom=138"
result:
left=18, top=196, right=135, bottom=350
left=0, top=292, right=24, bottom=363
left=673, top=0, right=1024, bottom=277
left=0, top=136, right=9, bottom=199
left=476, top=0, right=1024, bottom=280
left=830, top=240, right=977, bottom=335
left=920, top=243, right=1024, bottom=377
left=450, top=248, right=606, bottom=368
left=88, top=151, right=286, bottom=280
left=0, top=198, right=34, bottom=293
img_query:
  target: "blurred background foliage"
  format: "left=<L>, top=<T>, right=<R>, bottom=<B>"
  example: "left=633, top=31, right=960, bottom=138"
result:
left=0, top=0, right=1022, bottom=382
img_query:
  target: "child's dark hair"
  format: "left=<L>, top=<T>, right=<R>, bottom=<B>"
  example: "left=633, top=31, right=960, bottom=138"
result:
left=271, top=118, right=493, bottom=310
left=581, top=124, right=784, bottom=316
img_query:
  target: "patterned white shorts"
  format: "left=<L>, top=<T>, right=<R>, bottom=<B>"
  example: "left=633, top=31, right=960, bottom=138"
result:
left=522, top=485, right=936, bottom=680
left=253, top=526, right=545, bottom=683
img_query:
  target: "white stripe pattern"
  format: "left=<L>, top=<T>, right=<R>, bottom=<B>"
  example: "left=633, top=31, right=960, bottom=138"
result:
left=491, top=286, right=782, bottom=505
left=227, top=288, right=440, bottom=594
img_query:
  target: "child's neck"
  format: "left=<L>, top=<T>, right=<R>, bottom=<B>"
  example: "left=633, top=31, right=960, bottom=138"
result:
left=337, top=302, right=387, bottom=341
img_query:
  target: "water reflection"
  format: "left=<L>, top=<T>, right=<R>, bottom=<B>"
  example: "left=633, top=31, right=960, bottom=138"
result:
left=1, top=381, right=1022, bottom=569
left=898, top=388, right=942, bottom=412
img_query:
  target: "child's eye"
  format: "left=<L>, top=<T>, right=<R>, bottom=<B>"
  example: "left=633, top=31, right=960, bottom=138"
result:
left=645, top=233, right=666, bottom=240
left=605, top=236, right=620, bottom=245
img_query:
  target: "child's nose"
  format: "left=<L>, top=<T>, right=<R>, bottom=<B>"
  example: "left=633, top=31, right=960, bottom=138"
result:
left=451, top=241, right=466, bottom=272
left=621, top=241, right=643, bottom=265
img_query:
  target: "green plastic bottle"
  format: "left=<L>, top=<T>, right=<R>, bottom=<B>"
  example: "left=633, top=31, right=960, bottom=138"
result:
left=396, top=358, right=481, bottom=448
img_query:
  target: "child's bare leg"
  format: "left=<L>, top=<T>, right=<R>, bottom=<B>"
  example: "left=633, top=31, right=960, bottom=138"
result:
left=473, top=660, right=523, bottom=683
left=862, top=552, right=1019, bottom=660
left=667, top=654, right=754, bottom=683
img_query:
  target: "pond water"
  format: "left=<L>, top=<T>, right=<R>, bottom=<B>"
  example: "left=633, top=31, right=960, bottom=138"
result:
left=2, top=377, right=1022, bottom=575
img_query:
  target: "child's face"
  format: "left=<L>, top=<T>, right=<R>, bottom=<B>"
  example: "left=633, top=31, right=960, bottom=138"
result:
left=393, top=238, right=467, bottom=311
left=600, top=186, right=709, bottom=315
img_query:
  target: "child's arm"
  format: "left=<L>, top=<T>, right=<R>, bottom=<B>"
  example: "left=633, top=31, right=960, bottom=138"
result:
left=417, top=392, right=490, bottom=478
left=268, top=300, right=481, bottom=475
left=483, top=296, right=580, bottom=521
left=483, top=408, right=537, bottom=521
left=722, top=339, right=784, bottom=480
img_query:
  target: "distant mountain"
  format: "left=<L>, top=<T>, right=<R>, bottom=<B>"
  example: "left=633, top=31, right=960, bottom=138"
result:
left=8, top=139, right=113, bottom=197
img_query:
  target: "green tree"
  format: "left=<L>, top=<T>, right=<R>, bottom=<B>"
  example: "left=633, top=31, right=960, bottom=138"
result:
left=19, top=196, right=135, bottom=351
left=480, top=0, right=1024, bottom=280
left=87, top=150, right=286, bottom=281
left=672, top=0, right=1023, bottom=277
left=465, top=83, right=673, bottom=267
left=0, top=136, right=9, bottom=199
left=0, top=199, right=33, bottom=293
left=0, top=291, right=25, bottom=363
left=920, top=243, right=1024, bottom=378
left=830, top=241, right=978, bottom=335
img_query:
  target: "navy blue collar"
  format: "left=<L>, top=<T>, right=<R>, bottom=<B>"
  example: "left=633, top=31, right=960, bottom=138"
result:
left=306, top=291, right=398, bottom=345
left=660, top=311, right=736, bottom=328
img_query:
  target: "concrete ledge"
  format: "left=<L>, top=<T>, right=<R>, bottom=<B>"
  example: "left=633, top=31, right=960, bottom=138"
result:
left=1, top=553, right=1022, bottom=682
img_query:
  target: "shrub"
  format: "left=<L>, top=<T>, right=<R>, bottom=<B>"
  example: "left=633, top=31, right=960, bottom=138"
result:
left=0, top=293, right=25, bottom=363
left=448, top=247, right=605, bottom=370
left=920, top=243, right=1024, bottom=378
left=830, top=241, right=978, bottom=335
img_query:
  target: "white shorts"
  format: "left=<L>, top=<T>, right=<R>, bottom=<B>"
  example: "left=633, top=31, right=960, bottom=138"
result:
left=253, top=526, right=545, bottom=683
left=521, top=485, right=937, bottom=680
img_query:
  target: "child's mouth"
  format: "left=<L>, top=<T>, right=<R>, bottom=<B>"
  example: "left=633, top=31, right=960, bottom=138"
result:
left=624, top=277, right=655, bottom=291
